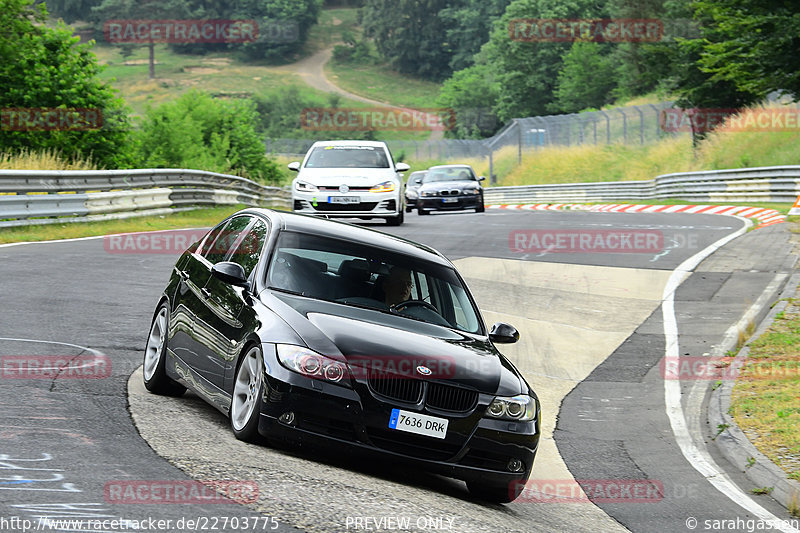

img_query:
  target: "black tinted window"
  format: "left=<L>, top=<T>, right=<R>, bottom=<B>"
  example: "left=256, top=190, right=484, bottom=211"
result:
left=228, top=219, right=268, bottom=277
left=202, top=216, right=253, bottom=265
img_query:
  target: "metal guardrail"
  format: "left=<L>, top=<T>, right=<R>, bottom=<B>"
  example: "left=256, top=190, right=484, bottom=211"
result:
left=0, top=169, right=291, bottom=228
left=3, top=165, right=797, bottom=228
left=484, top=166, right=800, bottom=205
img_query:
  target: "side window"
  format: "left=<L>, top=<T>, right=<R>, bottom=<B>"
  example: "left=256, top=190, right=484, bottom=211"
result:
left=228, top=219, right=268, bottom=277
left=202, top=216, right=252, bottom=265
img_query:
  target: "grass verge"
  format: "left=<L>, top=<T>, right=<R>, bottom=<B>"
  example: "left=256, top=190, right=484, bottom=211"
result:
left=0, top=205, right=252, bottom=245
left=730, top=278, right=800, bottom=483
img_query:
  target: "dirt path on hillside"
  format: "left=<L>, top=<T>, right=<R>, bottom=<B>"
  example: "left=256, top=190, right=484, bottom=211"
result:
left=278, top=48, right=445, bottom=141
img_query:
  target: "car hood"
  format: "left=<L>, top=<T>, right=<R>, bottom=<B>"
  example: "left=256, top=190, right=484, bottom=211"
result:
left=263, top=291, right=522, bottom=395
left=296, top=168, right=400, bottom=186
left=419, top=180, right=479, bottom=191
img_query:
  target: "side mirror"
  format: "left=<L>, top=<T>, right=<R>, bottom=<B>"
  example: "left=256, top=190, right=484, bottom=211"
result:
left=489, top=322, right=519, bottom=344
left=477, top=176, right=486, bottom=181
left=211, top=261, right=249, bottom=288
left=396, top=162, right=410, bottom=172
left=288, top=162, right=300, bottom=171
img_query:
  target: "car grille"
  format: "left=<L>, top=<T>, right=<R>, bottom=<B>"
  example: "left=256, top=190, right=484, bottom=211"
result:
left=427, top=383, right=478, bottom=412
left=439, top=189, right=461, bottom=196
left=368, top=373, right=423, bottom=404
left=313, top=202, right=378, bottom=212
left=318, top=186, right=372, bottom=192
left=367, top=372, right=478, bottom=413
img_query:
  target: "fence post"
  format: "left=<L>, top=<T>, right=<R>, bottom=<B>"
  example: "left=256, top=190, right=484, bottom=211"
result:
left=618, top=108, right=628, bottom=144
left=517, top=120, right=522, bottom=164
left=634, top=106, right=644, bottom=145
left=598, top=110, right=610, bottom=144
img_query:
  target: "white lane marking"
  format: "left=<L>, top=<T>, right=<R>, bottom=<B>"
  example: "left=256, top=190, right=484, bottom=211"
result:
left=662, top=217, right=800, bottom=532
left=0, top=337, right=104, bottom=356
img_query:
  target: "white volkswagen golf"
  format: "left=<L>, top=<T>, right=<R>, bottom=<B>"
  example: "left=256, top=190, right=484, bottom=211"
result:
left=289, top=140, right=410, bottom=226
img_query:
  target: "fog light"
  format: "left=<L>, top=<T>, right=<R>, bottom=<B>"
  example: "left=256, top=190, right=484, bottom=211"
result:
left=279, top=411, right=295, bottom=426
left=507, top=459, right=524, bottom=473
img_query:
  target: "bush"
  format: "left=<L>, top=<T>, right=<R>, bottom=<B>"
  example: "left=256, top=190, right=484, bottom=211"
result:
left=133, top=91, right=280, bottom=183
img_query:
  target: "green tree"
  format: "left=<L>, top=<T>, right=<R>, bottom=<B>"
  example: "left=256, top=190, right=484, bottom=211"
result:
left=691, top=0, right=800, bottom=100
left=134, top=91, right=280, bottom=183
left=362, top=0, right=453, bottom=80
left=236, top=0, right=323, bottom=63
left=553, top=41, right=617, bottom=113
left=92, top=0, right=189, bottom=78
left=0, top=0, right=132, bottom=167
left=436, top=64, right=500, bottom=138
left=482, top=0, right=606, bottom=122
left=438, top=0, right=511, bottom=72
left=40, top=0, right=103, bottom=22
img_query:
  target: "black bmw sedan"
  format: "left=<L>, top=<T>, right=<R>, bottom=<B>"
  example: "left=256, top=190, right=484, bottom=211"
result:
left=142, top=208, right=539, bottom=502
left=416, top=164, right=486, bottom=215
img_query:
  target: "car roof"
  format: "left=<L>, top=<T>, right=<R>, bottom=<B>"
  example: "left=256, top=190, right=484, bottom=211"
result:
left=428, top=164, right=473, bottom=170
left=309, top=140, right=388, bottom=148
left=240, top=209, right=452, bottom=267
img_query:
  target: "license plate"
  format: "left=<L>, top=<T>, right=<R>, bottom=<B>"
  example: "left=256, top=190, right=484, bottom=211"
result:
left=442, top=198, right=458, bottom=203
left=388, top=409, right=448, bottom=439
left=328, top=196, right=359, bottom=204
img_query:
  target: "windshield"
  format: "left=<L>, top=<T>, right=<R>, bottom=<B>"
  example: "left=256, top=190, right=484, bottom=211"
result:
left=304, top=146, right=390, bottom=169
left=424, top=167, right=475, bottom=182
left=267, top=231, right=482, bottom=334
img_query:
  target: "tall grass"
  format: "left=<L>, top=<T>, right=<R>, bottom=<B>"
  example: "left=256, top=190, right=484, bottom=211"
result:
left=0, top=149, right=98, bottom=171
left=492, top=103, right=800, bottom=187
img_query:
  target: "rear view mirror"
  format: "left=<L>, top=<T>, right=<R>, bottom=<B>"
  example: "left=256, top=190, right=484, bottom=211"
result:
left=288, top=162, right=300, bottom=171
left=396, top=162, right=410, bottom=172
left=489, top=322, right=519, bottom=344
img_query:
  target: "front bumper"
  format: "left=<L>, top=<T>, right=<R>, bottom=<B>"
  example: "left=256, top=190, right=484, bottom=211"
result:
left=293, top=190, right=401, bottom=218
left=418, top=195, right=482, bottom=211
left=258, top=352, right=539, bottom=487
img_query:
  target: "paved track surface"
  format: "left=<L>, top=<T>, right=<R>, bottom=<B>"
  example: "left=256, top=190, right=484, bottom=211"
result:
left=0, top=209, right=796, bottom=532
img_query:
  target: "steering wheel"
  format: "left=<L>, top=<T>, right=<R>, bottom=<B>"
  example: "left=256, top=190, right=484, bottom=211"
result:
left=390, top=300, right=439, bottom=314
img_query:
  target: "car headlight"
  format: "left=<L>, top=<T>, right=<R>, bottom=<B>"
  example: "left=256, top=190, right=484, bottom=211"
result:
left=276, top=345, right=349, bottom=385
left=295, top=181, right=318, bottom=192
left=370, top=181, right=395, bottom=193
left=486, top=395, right=536, bottom=421
left=420, top=190, right=437, bottom=197
left=463, top=188, right=480, bottom=195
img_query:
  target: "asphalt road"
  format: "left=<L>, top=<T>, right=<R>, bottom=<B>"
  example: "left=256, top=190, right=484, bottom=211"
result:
left=0, top=209, right=796, bottom=533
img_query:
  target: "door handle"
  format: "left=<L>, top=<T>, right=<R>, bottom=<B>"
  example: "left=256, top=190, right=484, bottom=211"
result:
left=201, top=288, right=212, bottom=299
left=178, top=270, right=189, bottom=281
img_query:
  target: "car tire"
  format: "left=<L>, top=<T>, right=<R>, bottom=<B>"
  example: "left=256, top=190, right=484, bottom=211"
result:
left=230, top=345, right=265, bottom=443
left=466, top=480, right=522, bottom=504
left=476, top=197, right=485, bottom=213
left=386, top=210, right=404, bottom=226
left=405, top=206, right=412, bottom=213
left=142, top=303, right=186, bottom=396
left=417, top=207, right=429, bottom=216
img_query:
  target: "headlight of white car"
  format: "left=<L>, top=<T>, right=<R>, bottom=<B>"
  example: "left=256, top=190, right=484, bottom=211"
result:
left=369, top=181, right=396, bottom=193
left=406, top=190, right=419, bottom=199
left=420, top=190, right=437, bottom=197
left=486, top=394, right=537, bottom=421
left=295, top=181, right=319, bottom=192
left=463, top=188, right=480, bottom=195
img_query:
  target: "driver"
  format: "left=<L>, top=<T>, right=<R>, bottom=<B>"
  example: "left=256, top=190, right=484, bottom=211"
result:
left=383, top=267, right=412, bottom=307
